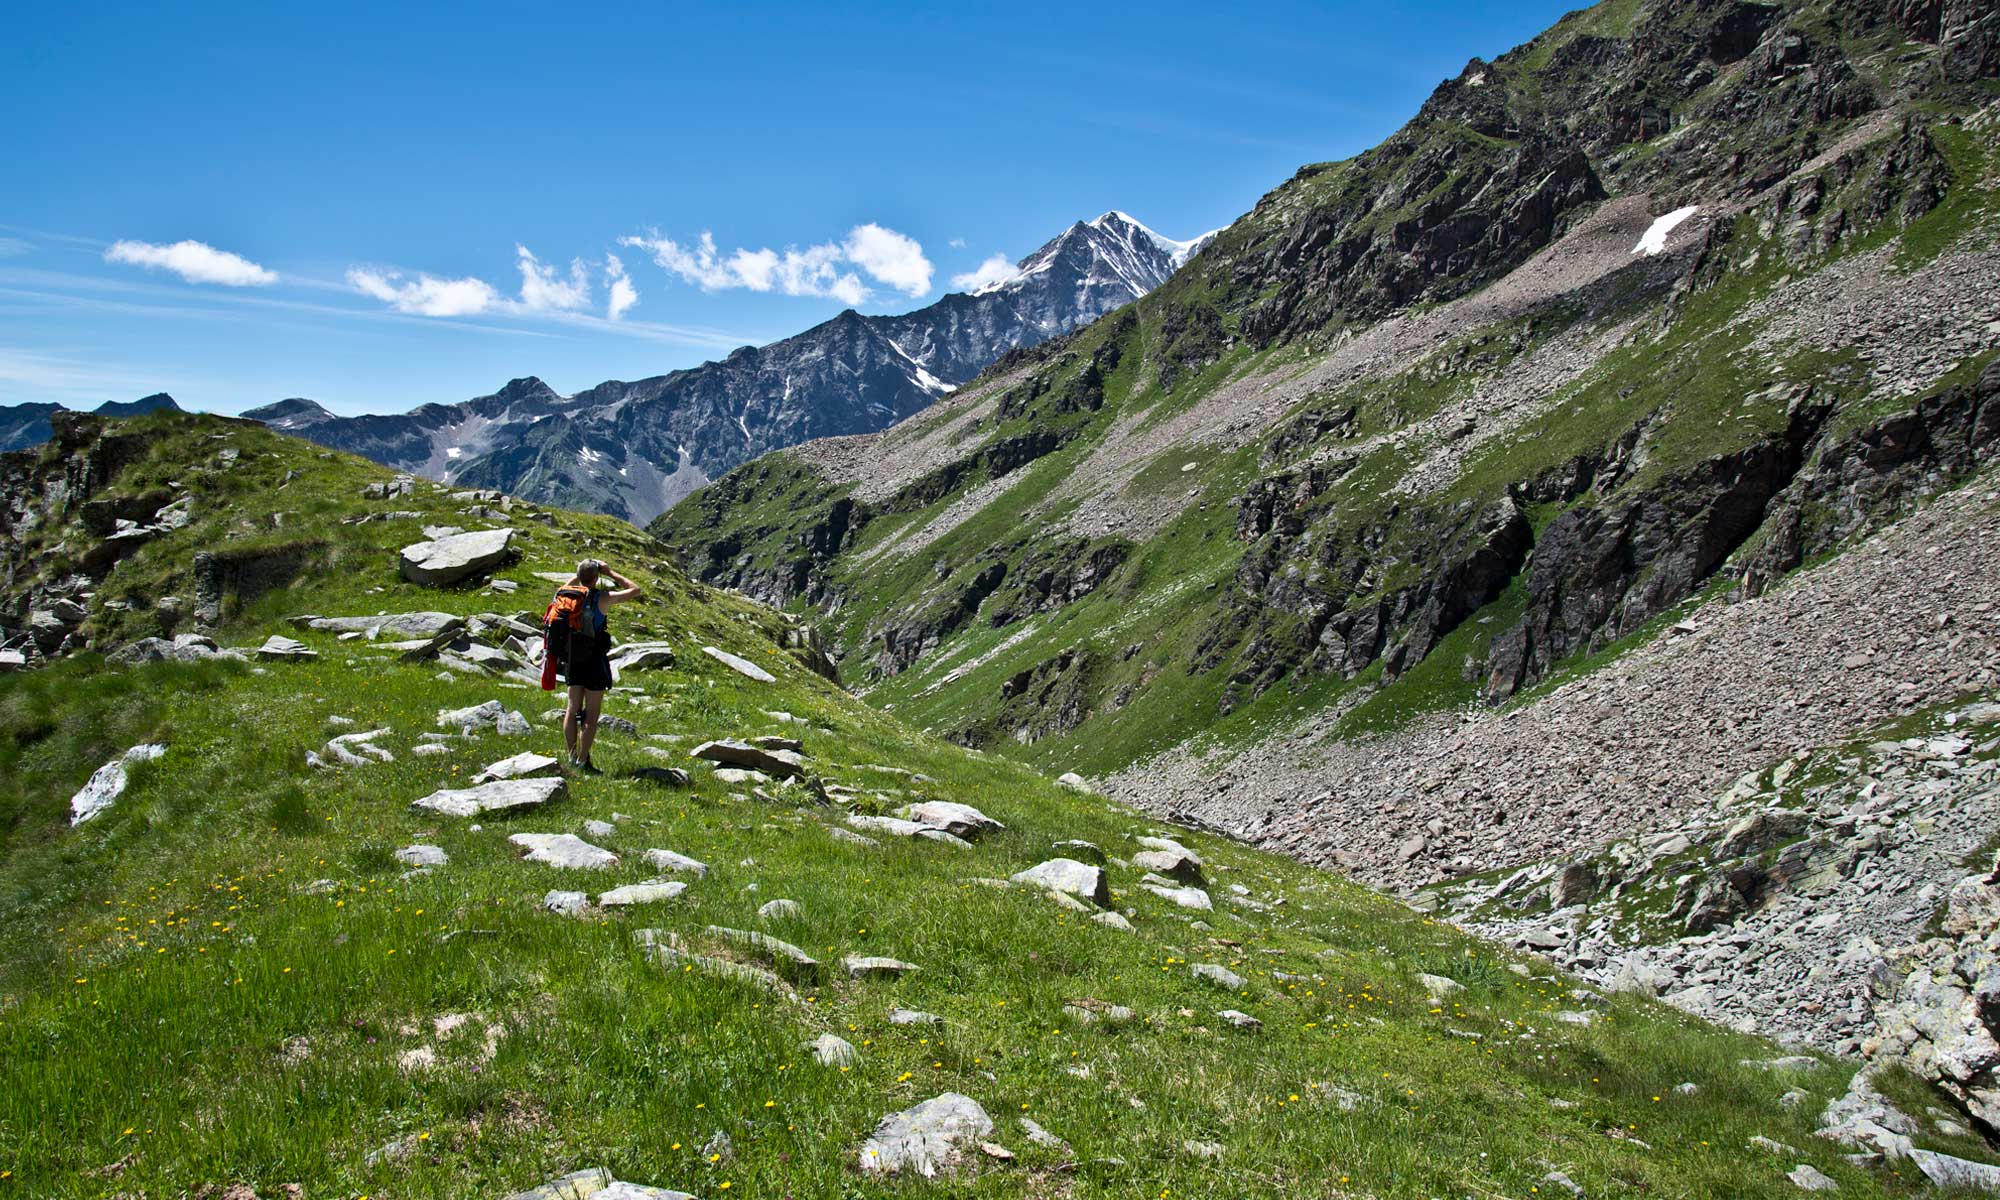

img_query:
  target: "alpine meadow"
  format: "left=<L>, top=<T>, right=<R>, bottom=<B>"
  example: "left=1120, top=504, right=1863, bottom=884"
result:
left=6, top=1, right=2000, bottom=1198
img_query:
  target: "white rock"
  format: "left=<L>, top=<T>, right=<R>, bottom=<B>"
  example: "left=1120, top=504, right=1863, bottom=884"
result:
left=898, top=800, right=1005, bottom=840
left=510, top=833, right=618, bottom=869
left=808, top=1032, right=858, bottom=1066
left=599, top=882, right=687, bottom=907
left=1142, top=881, right=1213, bottom=911
left=474, top=751, right=561, bottom=783
left=394, top=845, right=448, bottom=867
left=858, top=1093, right=994, bottom=1177
left=701, top=645, right=775, bottom=682
left=643, top=848, right=709, bottom=876
left=69, top=743, right=166, bottom=825
left=412, top=777, right=566, bottom=818
left=1009, top=858, right=1109, bottom=906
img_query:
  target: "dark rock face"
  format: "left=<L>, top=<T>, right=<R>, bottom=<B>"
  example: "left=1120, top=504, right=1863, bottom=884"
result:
left=1740, top=358, right=2000, bottom=595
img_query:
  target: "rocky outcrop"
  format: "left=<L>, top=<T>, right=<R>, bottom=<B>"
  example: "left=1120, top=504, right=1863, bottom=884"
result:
left=1742, top=358, right=2000, bottom=594
left=1867, top=850, right=2000, bottom=1135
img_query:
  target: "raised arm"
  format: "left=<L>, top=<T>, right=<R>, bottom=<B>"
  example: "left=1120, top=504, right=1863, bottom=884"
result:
left=600, top=567, right=644, bottom=606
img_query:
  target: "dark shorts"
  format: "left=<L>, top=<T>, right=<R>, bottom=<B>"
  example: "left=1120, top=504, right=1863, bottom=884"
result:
left=560, top=635, right=614, bottom=691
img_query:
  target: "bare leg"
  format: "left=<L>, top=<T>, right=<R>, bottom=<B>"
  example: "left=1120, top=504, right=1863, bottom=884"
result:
left=564, top=685, right=585, bottom=761
left=575, top=689, right=605, bottom=766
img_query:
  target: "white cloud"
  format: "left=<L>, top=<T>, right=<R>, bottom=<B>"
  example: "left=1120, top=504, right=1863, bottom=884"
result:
left=105, top=239, right=277, bottom=286
left=951, top=253, right=1019, bottom=293
left=620, top=222, right=928, bottom=307
left=842, top=223, right=932, bottom=296
left=604, top=254, right=638, bottom=320
left=346, top=267, right=498, bottom=317
left=0, top=237, right=29, bottom=258
left=948, top=237, right=967, bottom=249
left=515, top=244, right=590, bottom=311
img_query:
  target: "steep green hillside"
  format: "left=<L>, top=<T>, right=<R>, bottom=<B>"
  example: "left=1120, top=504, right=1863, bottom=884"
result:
left=0, top=411, right=1969, bottom=1198
left=655, top=0, right=2000, bottom=779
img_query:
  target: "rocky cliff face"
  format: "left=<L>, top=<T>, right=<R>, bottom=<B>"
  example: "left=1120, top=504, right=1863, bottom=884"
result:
left=245, top=213, right=1203, bottom=524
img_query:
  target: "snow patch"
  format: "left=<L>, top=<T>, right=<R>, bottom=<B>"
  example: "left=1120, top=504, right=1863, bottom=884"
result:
left=1633, top=206, right=1699, bottom=256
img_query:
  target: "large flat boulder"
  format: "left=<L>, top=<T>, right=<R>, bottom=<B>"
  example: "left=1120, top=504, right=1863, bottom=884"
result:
left=412, top=777, right=566, bottom=818
left=400, top=528, right=515, bottom=586
left=691, top=739, right=805, bottom=778
left=702, top=645, right=776, bottom=683
left=510, top=833, right=619, bottom=869
left=294, top=612, right=462, bottom=638
left=610, top=642, right=676, bottom=672
left=1010, top=858, right=1109, bottom=907
left=898, top=801, right=1004, bottom=841
left=473, top=751, right=562, bottom=783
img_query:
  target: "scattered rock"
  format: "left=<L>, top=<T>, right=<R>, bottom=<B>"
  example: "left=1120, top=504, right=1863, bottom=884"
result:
left=509, top=833, right=619, bottom=869
left=758, top=898, right=802, bottom=921
left=254, top=635, right=317, bottom=661
left=598, top=882, right=687, bottom=907
left=394, top=845, right=448, bottom=867
left=68, top=743, right=166, bottom=825
left=705, top=926, right=823, bottom=983
left=1419, top=973, right=1465, bottom=1003
left=1216, top=1009, right=1262, bottom=1029
left=888, top=1008, right=941, bottom=1026
left=857, top=1093, right=994, bottom=1177
left=1191, top=963, right=1245, bottom=990
left=844, top=955, right=921, bottom=979
left=1132, top=848, right=1205, bottom=885
left=412, top=777, right=566, bottom=818
left=642, top=848, right=708, bottom=877
left=1911, top=1148, right=2000, bottom=1191
left=1787, top=1163, right=1838, bottom=1192
left=474, top=751, right=562, bottom=783
left=400, top=528, right=515, bottom=586
left=544, top=890, right=590, bottom=917
left=702, top=645, right=776, bottom=683
left=692, top=738, right=805, bottom=778
left=899, top=800, right=1004, bottom=840
left=808, top=1032, right=858, bottom=1066
left=1009, top=859, right=1109, bottom=907
left=1183, top=1139, right=1225, bottom=1160
left=1142, top=880, right=1213, bottom=911
left=1056, top=772, right=1095, bottom=793
left=609, top=642, right=676, bottom=672
left=1091, top=911, right=1135, bottom=932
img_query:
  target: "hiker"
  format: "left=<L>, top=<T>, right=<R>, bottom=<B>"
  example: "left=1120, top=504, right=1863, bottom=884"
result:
left=543, top=558, right=641, bottom=773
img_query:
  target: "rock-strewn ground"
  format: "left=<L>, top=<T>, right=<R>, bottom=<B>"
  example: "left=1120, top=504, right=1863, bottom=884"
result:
left=1110, top=472, right=2000, bottom=893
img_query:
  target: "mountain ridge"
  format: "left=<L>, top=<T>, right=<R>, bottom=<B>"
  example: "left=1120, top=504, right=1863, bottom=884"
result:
left=242, top=212, right=1208, bottom=523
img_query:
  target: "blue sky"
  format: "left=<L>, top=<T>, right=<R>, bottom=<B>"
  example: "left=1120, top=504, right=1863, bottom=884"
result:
left=2, top=0, right=1578, bottom=416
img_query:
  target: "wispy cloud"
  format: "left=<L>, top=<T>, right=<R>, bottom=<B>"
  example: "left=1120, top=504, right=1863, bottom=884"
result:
left=603, top=253, right=638, bottom=321
left=0, top=237, right=29, bottom=258
left=515, top=244, right=591, bottom=312
left=347, top=268, right=501, bottom=317
left=950, top=252, right=1018, bottom=292
left=0, top=345, right=186, bottom=407
left=619, top=221, right=933, bottom=306
left=105, top=238, right=278, bottom=286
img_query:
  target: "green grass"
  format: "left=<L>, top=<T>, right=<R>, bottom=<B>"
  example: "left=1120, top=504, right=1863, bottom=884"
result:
left=0, top=412, right=1943, bottom=1198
